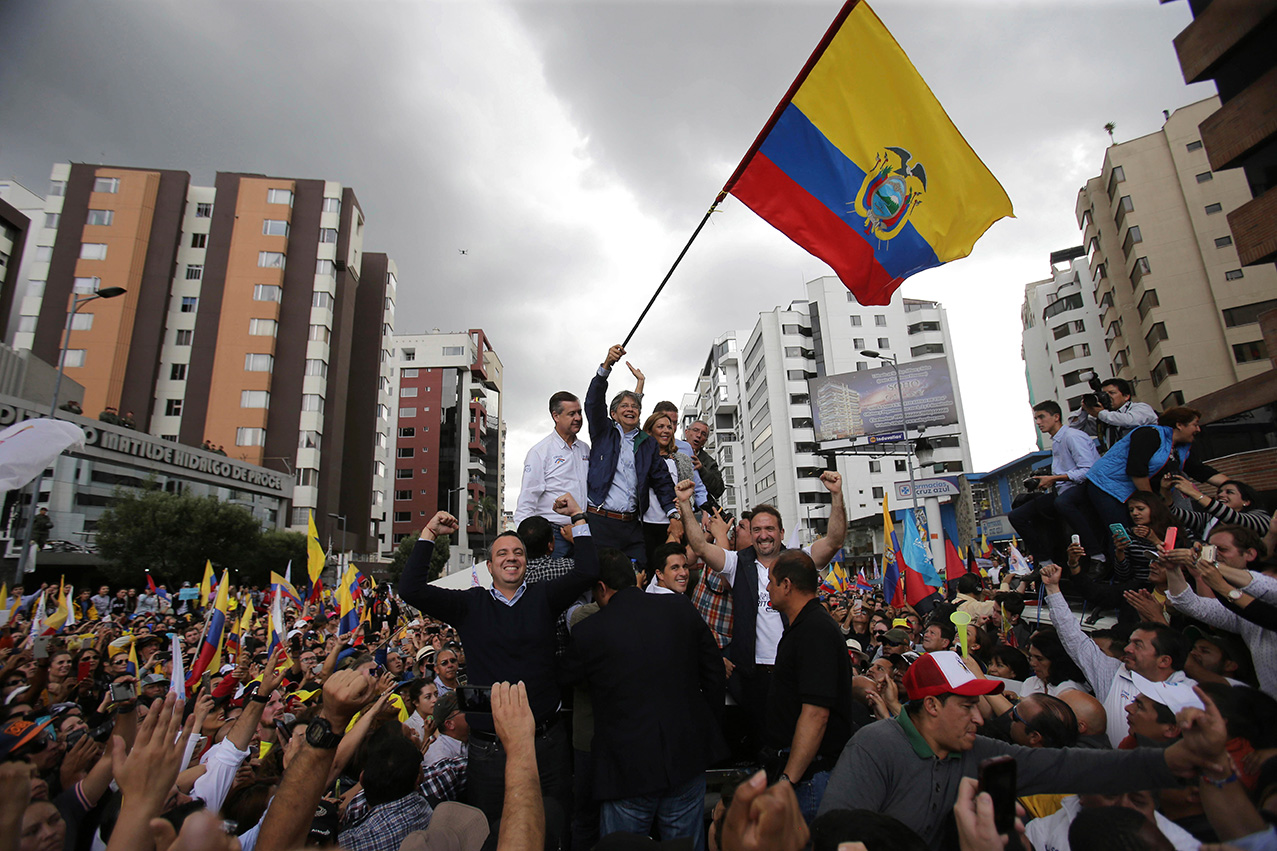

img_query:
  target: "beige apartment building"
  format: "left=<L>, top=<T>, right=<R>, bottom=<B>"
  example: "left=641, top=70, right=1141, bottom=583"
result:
left=1076, top=98, right=1277, bottom=410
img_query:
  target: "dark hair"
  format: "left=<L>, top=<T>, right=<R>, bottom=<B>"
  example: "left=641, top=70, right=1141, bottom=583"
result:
left=1158, top=406, right=1202, bottom=428
left=749, top=504, right=784, bottom=530
left=990, top=645, right=1032, bottom=681
left=516, top=516, right=554, bottom=559
left=1199, top=681, right=1277, bottom=747
left=811, top=809, right=928, bottom=851
left=1135, top=621, right=1189, bottom=671
left=1068, top=806, right=1155, bottom=851
left=925, top=618, right=957, bottom=645
left=1032, top=400, right=1062, bottom=419
left=1220, top=480, right=1262, bottom=510
left=652, top=543, right=686, bottom=575
left=1029, top=626, right=1088, bottom=687
left=1125, top=491, right=1173, bottom=537
left=487, top=531, right=525, bottom=562
left=1100, top=378, right=1133, bottom=398
left=653, top=400, right=678, bottom=415
left=1023, top=693, right=1078, bottom=748
left=999, top=594, right=1026, bottom=617
left=360, top=728, right=422, bottom=808
left=1210, top=524, right=1265, bottom=561
left=597, top=547, right=637, bottom=592
left=956, top=574, right=981, bottom=596
left=405, top=678, right=436, bottom=706
left=772, top=549, right=818, bottom=594
left=548, top=391, right=578, bottom=417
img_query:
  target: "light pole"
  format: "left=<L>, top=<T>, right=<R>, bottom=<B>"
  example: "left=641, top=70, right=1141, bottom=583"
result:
left=860, top=349, right=919, bottom=511
left=14, top=287, right=127, bottom=582
left=328, top=513, right=347, bottom=574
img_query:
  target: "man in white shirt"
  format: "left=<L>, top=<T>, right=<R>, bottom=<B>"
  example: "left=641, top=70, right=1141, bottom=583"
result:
left=515, top=391, right=590, bottom=558
left=646, top=543, right=690, bottom=595
left=1082, top=377, right=1157, bottom=453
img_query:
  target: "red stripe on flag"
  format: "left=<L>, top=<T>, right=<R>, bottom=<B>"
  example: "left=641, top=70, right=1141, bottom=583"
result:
left=730, top=152, right=901, bottom=305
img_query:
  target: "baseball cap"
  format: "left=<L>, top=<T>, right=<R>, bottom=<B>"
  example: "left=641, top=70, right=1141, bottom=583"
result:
left=140, top=673, right=169, bottom=687
left=880, top=628, right=911, bottom=647
left=0, top=717, right=55, bottom=759
left=902, top=650, right=1005, bottom=700
left=845, top=638, right=865, bottom=656
left=398, top=802, right=490, bottom=851
left=1130, top=672, right=1203, bottom=717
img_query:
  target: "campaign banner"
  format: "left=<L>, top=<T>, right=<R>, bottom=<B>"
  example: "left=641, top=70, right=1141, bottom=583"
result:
left=810, top=358, right=958, bottom=442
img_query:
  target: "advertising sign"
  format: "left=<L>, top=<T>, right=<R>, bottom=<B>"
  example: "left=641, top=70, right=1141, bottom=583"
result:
left=896, top=476, right=960, bottom=500
left=810, top=358, right=958, bottom=442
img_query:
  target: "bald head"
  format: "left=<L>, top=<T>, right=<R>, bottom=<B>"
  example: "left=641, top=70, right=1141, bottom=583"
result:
left=1058, top=688, right=1107, bottom=737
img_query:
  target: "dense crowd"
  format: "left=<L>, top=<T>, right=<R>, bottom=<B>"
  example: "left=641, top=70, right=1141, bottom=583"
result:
left=3, top=349, right=1277, bottom=851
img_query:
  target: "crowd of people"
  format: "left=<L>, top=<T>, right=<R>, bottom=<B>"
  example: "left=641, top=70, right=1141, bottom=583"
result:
left=2, top=348, right=1276, bottom=851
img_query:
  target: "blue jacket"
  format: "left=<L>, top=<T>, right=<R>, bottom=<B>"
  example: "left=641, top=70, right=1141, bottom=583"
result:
left=584, top=368, right=678, bottom=516
left=1087, top=425, right=1189, bottom=503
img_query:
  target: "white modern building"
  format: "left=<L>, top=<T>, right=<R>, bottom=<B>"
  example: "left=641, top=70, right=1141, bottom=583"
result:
left=1020, top=247, right=1108, bottom=449
left=682, top=277, right=973, bottom=547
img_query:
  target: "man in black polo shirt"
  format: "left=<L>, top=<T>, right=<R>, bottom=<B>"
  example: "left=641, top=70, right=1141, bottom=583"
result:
left=399, top=493, right=595, bottom=848
left=764, top=549, right=855, bottom=825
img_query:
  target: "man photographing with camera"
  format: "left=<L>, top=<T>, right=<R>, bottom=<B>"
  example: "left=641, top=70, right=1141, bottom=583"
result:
left=1080, top=376, right=1156, bottom=452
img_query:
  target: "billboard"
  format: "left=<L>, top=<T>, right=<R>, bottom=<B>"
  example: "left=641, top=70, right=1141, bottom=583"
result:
left=810, top=358, right=958, bottom=442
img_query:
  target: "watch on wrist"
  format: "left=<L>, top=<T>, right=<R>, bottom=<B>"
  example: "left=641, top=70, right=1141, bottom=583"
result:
left=778, top=773, right=793, bottom=785
left=570, top=512, right=587, bottom=525
left=305, top=717, right=343, bottom=749
left=1228, top=588, right=1243, bottom=601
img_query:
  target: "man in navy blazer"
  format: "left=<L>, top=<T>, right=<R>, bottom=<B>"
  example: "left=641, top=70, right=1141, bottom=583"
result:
left=583, top=343, right=679, bottom=568
left=563, top=547, right=727, bottom=850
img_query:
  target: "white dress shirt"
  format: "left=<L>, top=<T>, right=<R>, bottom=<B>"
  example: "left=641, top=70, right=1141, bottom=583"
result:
left=514, top=430, right=589, bottom=525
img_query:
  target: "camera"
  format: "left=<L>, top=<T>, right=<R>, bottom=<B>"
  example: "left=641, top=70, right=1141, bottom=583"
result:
left=1022, top=478, right=1039, bottom=491
left=108, top=682, right=136, bottom=704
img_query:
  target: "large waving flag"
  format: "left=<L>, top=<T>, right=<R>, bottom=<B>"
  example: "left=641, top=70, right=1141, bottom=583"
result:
left=169, top=632, right=186, bottom=700
left=719, top=0, right=1012, bottom=305
left=855, top=569, right=873, bottom=593
left=199, top=560, right=215, bottom=608
left=1007, top=545, right=1033, bottom=576
left=307, top=511, right=326, bottom=587
left=270, top=571, right=302, bottom=610
left=336, top=564, right=361, bottom=634
left=267, top=592, right=285, bottom=657
left=881, top=496, right=905, bottom=607
left=902, top=507, right=943, bottom=589
left=944, top=538, right=967, bottom=582
left=187, top=570, right=230, bottom=689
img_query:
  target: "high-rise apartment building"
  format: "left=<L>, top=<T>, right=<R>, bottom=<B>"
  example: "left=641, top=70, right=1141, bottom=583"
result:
left=1020, top=247, right=1107, bottom=449
left=681, top=277, right=972, bottom=547
left=0, top=180, right=42, bottom=341
left=11, top=163, right=394, bottom=552
left=387, top=329, right=503, bottom=568
left=1076, top=99, right=1277, bottom=409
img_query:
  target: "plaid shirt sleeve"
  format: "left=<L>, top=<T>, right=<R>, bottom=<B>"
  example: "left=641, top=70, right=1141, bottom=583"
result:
left=691, top=569, right=733, bottom=650
left=420, top=754, right=468, bottom=806
left=526, top=557, right=577, bottom=657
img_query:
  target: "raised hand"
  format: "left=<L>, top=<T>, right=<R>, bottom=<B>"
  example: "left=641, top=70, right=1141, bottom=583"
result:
left=111, top=692, right=195, bottom=814
left=603, top=344, right=625, bottom=368
left=552, top=493, right=582, bottom=517
left=674, top=479, right=696, bottom=506
left=819, top=470, right=843, bottom=494
left=492, top=681, right=535, bottom=752
left=1040, top=561, right=1063, bottom=590
left=720, top=770, right=809, bottom=851
left=1123, top=589, right=1167, bottom=624
left=259, top=646, right=289, bottom=695
left=320, top=669, right=377, bottom=728
left=625, top=361, right=644, bottom=382
left=424, top=512, right=460, bottom=541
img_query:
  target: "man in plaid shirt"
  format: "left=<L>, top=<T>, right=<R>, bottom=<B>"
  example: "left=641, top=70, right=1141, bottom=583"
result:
left=519, top=515, right=577, bottom=657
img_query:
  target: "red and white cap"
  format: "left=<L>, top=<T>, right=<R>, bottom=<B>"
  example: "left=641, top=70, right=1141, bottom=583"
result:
left=903, top=650, right=1005, bottom=700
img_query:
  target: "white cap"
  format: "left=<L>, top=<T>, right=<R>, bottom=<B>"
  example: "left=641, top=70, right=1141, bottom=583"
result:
left=1130, top=672, right=1204, bottom=717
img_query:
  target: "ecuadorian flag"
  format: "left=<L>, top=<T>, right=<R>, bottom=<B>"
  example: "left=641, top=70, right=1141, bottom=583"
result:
left=722, top=0, right=1012, bottom=305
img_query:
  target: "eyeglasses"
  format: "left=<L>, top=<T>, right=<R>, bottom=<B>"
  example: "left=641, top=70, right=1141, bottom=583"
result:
left=1010, top=703, right=1036, bottom=733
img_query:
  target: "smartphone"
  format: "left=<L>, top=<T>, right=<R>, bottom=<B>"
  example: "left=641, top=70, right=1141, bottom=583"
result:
left=1163, top=527, right=1178, bottom=550
left=979, top=755, right=1018, bottom=836
left=108, top=682, right=136, bottom=703
left=1070, top=534, right=1080, bottom=546
left=456, top=685, right=493, bottom=714
left=78, top=659, right=92, bottom=682
left=1200, top=544, right=1217, bottom=563
left=32, top=635, right=50, bottom=660
left=1109, top=523, right=1131, bottom=544
left=200, top=672, right=212, bottom=694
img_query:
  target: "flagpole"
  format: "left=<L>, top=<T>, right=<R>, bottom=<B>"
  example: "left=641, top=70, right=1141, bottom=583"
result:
left=622, top=201, right=721, bottom=347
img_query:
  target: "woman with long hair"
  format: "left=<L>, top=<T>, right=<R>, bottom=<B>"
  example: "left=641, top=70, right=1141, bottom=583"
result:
left=1081, top=491, right=1182, bottom=624
left=639, top=411, right=699, bottom=567
left=1022, top=626, right=1090, bottom=695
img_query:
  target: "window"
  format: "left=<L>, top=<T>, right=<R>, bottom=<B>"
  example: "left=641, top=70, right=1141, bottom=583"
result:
left=394, top=490, right=411, bottom=501
left=1233, top=341, right=1269, bottom=364
left=70, top=313, right=93, bottom=331
left=312, top=292, right=333, bottom=309
left=908, top=321, right=941, bottom=334
left=266, top=188, right=292, bottom=205
left=185, top=265, right=203, bottom=280
left=296, top=468, right=319, bottom=487
left=1144, top=323, right=1168, bottom=353
left=1043, top=294, right=1083, bottom=320
left=442, top=346, right=465, bottom=356
left=73, top=276, right=100, bottom=293
left=1162, top=391, right=1185, bottom=408
left=1131, top=256, right=1151, bottom=286
left=180, top=296, right=198, bottom=313
left=301, top=395, right=324, bottom=413
left=911, top=343, right=945, bottom=356
left=190, top=232, right=207, bottom=248
left=874, top=315, right=887, bottom=326
left=396, top=428, right=416, bottom=440
left=402, top=368, right=419, bottom=378
left=397, top=447, right=415, bottom=458
left=1062, top=369, right=1089, bottom=387
left=305, top=359, right=327, bottom=377
left=170, top=363, right=187, bottom=380
left=850, top=315, right=862, bottom=327
left=1222, top=299, right=1277, bottom=327
left=241, top=390, right=270, bottom=408
left=393, top=511, right=412, bottom=523
left=175, top=329, right=193, bottom=345
left=1137, top=289, right=1159, bottom=319
left=1114, top=195, right=1134, bottom=229
left=1053, top=321, right=1085, bottom=340
left=1225, top=269, right=1245, bottom=281
left=319, top=228, right=338, bottom=243
left=853, top=337, right=865, bottom=348
left=872, top=487, right=885, bottom=499
left=80, top=243, right=108, bottom=260
left=1215, top=236, right=1233, bottom=248
left=856, top=362, right=867, bottom=371
left=1151, top=356, right=1178, bottom=386
left=165, top=399, right=183, bottom=416
left=253, top=284, right=281, bottom=302
left=402, top=348, right=415, bottom=362
left=258, top=251, right=285, bottom=269
left=1106, top=165, right=1125, bottom=199
left=26, top=280, right=45, bottom=297
left=298, top=431, right=321, bottom=449
left=63, top=350, right=86, bottom=368
left=249, top=318, right=277, bottom=336
left=308, top=325, right=330, bottom=342
left=396, top=468, right=413, bottom=479
left=1186, top=140, right=1203, bottom=152
left=85, top=209, right=113, bottom=226
left=17, top=316, right=36, bottom=333
left=1204, top=203, right=1222, bottom=215
left=877, top=337, right=890, bottom=348
left=315, top=259, right=335, bottom=277
left=1121, top=225, right=1142, bottom=257
left=262, top=219, right=290, bottom=236
left=786, top=369, right=813, bottom=380
left=322, top=197, right=340, bottom=213
left=195, top=202, right=213, bottom=218
left=894, top=459, right=907, bottom=472
left=49, top=180, right=66, bottom=196
left=400, top=387, right=418, bottom=397
left=868, top=460, right=880, bottom=473
left=398, top=406, right=417, bottom=418
left=236, top=427, right=267, bottom=446
left=244, top=353, right=274, bottom=371
left=93, top=177, right=120, bottom=193
left=1196, top=171, right=1213, bottom=183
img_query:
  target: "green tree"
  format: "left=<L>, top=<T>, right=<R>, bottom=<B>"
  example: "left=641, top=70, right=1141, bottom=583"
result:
left=386, top=533, right=450, bottom=584
left=95, top=487, right=263, bottom=586
left=244, top=530, right=308, bottom=588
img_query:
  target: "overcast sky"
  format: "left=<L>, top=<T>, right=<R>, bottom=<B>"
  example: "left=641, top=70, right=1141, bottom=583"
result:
left=0, top=0, right=1214, bottom=510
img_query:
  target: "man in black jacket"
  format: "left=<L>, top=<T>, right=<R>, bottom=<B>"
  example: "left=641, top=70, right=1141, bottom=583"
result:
left=563, top=545, right=727, bottom=850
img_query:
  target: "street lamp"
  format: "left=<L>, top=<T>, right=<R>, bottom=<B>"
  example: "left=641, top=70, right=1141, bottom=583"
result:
left=15, top=286, right=127, bottom=582
left=328, top=513, right=347, bottom=573
left=860, top=349, right=920, bottom=510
